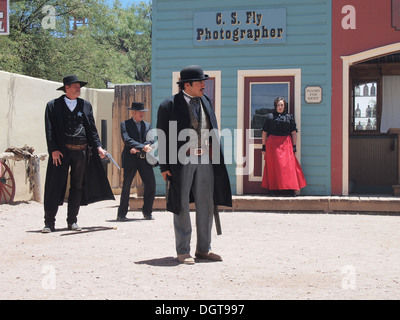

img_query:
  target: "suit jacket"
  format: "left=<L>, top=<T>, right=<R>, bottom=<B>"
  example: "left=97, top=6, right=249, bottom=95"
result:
left=44, top=95, right=114, bottom=206
left=120, top=118, right=154, bottom=169
left=156, top=91, right=232, bottom=214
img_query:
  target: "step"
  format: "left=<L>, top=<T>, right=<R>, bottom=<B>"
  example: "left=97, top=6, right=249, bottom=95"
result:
left=129, top=195, right=400, bottom=213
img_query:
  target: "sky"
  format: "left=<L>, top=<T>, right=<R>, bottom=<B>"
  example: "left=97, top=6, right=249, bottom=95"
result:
left=105, top=0, right=151, bottom=8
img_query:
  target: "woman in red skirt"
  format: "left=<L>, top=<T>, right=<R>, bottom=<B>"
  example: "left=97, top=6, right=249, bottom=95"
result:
left=261, top=97, right=306, bottom=196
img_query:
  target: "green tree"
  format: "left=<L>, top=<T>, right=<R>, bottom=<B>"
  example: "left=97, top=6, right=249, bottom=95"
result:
left=0, top=0, right=152, bottom=88
left=93, top=0, right=152, bottom=83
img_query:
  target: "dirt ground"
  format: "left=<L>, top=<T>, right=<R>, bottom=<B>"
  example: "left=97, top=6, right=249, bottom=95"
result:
left=1, top=195, right=400, bottom=300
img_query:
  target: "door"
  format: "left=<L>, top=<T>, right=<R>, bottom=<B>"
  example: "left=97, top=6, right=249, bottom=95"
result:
left=243, top=76, right=295, bottom=194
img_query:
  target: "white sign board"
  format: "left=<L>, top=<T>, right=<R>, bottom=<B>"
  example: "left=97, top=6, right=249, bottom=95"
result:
left=305, top=86, right=322, bottom=104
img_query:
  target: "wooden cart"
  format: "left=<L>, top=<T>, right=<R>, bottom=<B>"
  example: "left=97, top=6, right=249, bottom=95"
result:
left=0, top=147, right=47, bottom=204
left=0, top=154, right=16, bottom=204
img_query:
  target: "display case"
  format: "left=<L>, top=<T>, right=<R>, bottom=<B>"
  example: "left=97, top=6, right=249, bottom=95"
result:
left=351, top=79, right=381, bottom=133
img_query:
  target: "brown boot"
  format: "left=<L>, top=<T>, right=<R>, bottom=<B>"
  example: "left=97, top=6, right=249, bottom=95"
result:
left=195, top=251, right=222, bottom=261
left=177, top=254, right=195, bottom=265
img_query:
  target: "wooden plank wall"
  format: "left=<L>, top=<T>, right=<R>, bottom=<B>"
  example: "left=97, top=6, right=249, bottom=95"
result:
left=349, top=135, right=398, bottom=190
left=111, top=84, right=152, bottom=193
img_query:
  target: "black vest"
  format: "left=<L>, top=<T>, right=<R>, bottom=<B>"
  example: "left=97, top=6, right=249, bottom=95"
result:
left=63, top=104, right=87, bottom=145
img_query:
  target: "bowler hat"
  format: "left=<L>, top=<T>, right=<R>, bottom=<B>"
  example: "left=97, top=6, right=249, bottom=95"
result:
left=128, top=102, right=148, bottom=111
left=176, top=65, right=209, bottom=84
left=57, top=75, right=88, bottom=91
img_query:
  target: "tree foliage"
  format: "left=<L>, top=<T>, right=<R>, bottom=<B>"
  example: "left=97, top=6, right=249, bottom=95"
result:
left=0, top=0, right=152, bottom=88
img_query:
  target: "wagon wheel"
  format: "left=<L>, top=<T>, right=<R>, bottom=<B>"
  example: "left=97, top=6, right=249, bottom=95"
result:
left=0, top=161, right=16, bottom=204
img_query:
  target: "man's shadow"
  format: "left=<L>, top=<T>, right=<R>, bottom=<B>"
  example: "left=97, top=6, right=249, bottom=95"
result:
left=135, top=256, right=221, bottom=267
left=135, top=256, right=179, bottom=267
left=26, top=227, right=70, bottom=233
left=106, top=218, right=143, bottom=223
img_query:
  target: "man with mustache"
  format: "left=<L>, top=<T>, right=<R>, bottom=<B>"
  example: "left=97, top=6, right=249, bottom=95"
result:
left=157, top=65, right=232, bottom=264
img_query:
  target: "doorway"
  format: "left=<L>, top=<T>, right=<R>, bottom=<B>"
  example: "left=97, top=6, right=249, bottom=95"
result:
left=243, top=76, right=294, bottom=193
left=237, top=69, right=301, bottom=195
left=345, top=50, right=400, bottom=195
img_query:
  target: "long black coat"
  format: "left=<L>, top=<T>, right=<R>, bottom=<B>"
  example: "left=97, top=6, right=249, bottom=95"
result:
left=120, top=119, right=153, bottom=169
left=44, top=95, right=114, bottom=207
left=156, top=91, right=232, bottom=214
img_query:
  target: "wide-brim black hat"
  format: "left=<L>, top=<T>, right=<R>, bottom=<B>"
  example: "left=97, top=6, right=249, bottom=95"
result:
left=57, top=75, right=88, bottom=91
left=128, top=102, right=148, bottom=111
left=176, top=65, right=209, bottom=84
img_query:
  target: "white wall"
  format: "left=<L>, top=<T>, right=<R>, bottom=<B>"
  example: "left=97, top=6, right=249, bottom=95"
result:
left=0, top=71, right=114, bottom=202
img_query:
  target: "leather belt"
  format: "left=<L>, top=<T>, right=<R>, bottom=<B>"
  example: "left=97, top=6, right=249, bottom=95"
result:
left=66, top=144, right=87, bottom=151
left=186, top=147, right=207, bottom=156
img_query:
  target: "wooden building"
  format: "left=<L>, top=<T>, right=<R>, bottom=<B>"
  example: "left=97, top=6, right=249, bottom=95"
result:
left=151, top=0, right=332, bottom=196
left=151, top=0, right=400, bottom=196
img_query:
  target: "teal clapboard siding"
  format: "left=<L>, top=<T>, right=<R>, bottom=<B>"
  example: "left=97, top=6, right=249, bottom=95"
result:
left=152, top=0, right=332, bottom=196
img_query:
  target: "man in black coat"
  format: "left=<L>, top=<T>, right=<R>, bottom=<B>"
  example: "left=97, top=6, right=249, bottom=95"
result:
left=42, top=75, right=114, bottom=233
left=117, top=102, right=156, bottom=221
left=156, top=65, right=232, bottom=264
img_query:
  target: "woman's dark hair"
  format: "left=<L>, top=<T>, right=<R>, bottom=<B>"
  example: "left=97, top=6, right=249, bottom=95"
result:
left=274, top=97, right=288, bottom=111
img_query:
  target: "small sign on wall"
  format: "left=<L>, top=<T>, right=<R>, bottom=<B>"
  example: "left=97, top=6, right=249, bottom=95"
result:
left=305, top=86, right=322, bottom=104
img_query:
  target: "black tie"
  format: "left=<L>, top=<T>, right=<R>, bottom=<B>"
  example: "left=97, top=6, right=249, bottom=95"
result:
left=136, top=121, right=142, bottom=141
left=190, top=97, right=201, bottom=120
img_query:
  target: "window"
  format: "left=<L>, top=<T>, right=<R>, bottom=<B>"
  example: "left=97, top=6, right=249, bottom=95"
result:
left=351, top=78, right=381, bottom=133
left=250, top=82, right=290, bottom=138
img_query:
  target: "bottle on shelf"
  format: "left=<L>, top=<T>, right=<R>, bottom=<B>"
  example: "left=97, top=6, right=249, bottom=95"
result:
left=363, top=84, right=369, bottom=96
left=355, top=103, right=361, bottom=117
left=370, top=82, right=376, bottom=96
left=366, top=118, right=373, bottom=130
left=366, top=104, right=372, bottom=117
left=355, top=85, right=360, bottom=96
left=356, top=121, right=364, bottom=131
left=372, top=104, right=376, bottom=117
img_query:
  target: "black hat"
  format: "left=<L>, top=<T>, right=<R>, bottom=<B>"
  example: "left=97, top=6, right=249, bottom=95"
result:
left=57, top=75, right=88, bottom=91
left=128, top=102, right=148, bottom=111
left=177, top=65, right=209, bottom=84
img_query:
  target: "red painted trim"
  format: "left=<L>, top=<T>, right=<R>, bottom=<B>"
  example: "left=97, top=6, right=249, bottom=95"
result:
left=331, top=0, right=400, bottom=194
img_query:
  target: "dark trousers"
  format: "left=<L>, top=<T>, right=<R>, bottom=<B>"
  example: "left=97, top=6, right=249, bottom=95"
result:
left=44, top=149, right=86, bottom=226
left=118, top=157, right=156, bottom=217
